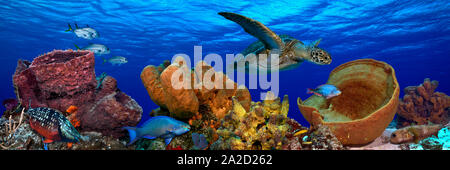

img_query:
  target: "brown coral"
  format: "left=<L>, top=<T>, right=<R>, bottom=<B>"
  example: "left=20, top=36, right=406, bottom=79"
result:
left=140, top=56, right=251, bottom=120
left=397, top=78, right=450, bottom=128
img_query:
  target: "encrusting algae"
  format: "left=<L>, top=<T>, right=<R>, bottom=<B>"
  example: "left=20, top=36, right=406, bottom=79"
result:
left=214, top=92, right=290, bottom=150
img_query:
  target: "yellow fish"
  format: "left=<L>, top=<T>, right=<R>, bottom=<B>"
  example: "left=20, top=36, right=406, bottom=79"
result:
left=303, top=141, right=312, bottom=145
left=294, top=129, right=308, bottom=137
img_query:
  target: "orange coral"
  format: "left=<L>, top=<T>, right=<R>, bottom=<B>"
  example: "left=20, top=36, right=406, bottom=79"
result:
left=67, top=142, right=73, bottom=149
left=140, top=57, right=251, bottom=120
left=66, top=105, right=78, bottom=114
left=66, top=105, right=81, bottom=128
left=203, top=119, right=220, bottom=129
left=188, top=112, right=203, bottom=126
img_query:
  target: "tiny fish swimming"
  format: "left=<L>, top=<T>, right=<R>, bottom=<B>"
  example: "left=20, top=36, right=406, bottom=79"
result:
left=123, top=116, right=190, bottom=146
left=65, top=23, right=99, bottom=40
left=103, top=56, right=128, bottom=66
left=307, top=84, right=341, bottom=99
left=74, top=43, right=110, bottom=55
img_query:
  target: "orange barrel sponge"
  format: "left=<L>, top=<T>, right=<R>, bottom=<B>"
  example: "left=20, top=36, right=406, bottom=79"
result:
left=141, top=57, right=252, bottom=120
left=298, top=59, right=400, bottom=145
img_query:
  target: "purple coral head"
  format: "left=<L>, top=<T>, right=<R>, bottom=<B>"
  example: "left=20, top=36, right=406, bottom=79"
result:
left=3, top=98, right=18, bottom=110
left=192, top=133, right=208, bottom=150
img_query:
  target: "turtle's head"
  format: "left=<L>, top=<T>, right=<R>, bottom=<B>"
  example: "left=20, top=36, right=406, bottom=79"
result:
left=309, top=47, right=331, bottom=65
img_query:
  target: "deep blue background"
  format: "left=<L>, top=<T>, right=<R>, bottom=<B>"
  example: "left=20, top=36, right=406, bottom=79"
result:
left=1, top=0, right=449, bottom=126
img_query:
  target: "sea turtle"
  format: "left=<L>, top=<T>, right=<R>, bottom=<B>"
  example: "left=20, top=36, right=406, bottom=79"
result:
left=219, top=12, right=332, bottom=72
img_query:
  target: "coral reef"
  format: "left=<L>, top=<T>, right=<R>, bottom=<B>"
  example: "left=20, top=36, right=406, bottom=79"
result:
left=396, top=78, right=450, bottom=128
left=0, top=117, right=42, bottom=150
left=308, top=124, right=345, bottom=150
left=282, top=118, right=309, bottom=150
left=212, top=92, right=291, bottom=150
left=140, top=57, right=251, bottom=120
left=0, top=109, right=25, bottom=149
left=12, top=50, right=142, bottom=137
left=0, top=109, right=133, bottom=150
left=298, top=59, right=400, bottom=145
left=139, top=57, right=253, bottom=150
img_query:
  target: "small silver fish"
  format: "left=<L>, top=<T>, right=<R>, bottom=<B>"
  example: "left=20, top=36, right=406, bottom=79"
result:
left=66, top=23, right=99, bottom=40
left=75, top=43, right=110, bottom=55
left=307, top=84, right=341, bottom=99
left=103, top=56, right=128, bottom=66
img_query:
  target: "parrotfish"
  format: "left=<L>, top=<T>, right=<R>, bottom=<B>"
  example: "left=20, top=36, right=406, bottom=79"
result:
left=390, top=124, right=444, bottom=144
left=123, top=116, right=190, bottom=146
left=103, top=56, right=128, bottom=66
left=65, top=23, right=99, bottom=40
left=74, top=43, right=110, bottom=55
left=307, top=84, right=341, bottom=99
left=26, top=104, right=81, bottom=146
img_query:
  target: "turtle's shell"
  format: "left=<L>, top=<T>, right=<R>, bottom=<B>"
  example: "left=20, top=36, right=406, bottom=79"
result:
left=241, top=34, right=297, bottom=56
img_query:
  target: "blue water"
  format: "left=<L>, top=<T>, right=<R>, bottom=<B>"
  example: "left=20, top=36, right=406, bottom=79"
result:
left=1, top=0, right=449, bottom=126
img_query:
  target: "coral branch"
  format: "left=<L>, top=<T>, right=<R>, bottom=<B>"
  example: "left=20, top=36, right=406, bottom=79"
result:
left=0, top=108, right=25, bottom=149
left=397, top=78, right=450, bottom=128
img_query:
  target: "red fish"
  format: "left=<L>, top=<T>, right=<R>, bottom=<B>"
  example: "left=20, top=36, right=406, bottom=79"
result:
left=26, top=106, right=81, bottom=144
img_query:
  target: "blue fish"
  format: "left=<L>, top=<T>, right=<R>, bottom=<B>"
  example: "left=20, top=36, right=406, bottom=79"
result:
left=192, top=133, right=208, bottom=150
left=307, top=84, right=342, bottom=99
left=123, top=116, right=190, bottom=146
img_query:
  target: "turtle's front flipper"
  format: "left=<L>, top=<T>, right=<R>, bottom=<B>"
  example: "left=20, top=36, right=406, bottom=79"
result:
left=219, top=12, right=283, bottom=51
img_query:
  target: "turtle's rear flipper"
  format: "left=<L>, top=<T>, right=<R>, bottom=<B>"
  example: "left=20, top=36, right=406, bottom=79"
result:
left=219, top=12, right=283, bottom=51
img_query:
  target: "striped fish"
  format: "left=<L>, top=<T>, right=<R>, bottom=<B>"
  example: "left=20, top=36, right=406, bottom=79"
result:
left=26, top=105, right=81, bottom=144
